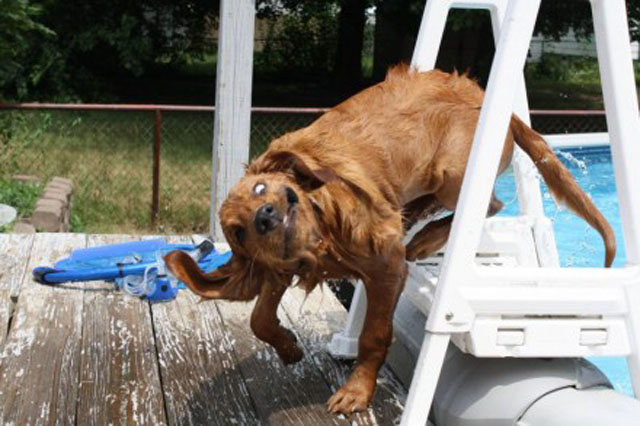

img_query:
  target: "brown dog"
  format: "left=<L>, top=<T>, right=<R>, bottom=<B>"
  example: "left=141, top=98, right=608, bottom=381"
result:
left=164, top=66, right=616, bottom=415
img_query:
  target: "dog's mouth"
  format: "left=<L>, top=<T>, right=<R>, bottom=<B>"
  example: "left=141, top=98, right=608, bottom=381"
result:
left=283, top=187, right=299, bottom=259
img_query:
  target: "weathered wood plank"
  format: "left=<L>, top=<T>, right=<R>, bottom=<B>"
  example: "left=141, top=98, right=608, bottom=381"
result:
left=152, top=236, right=259, bottom=426
left=281, top=286, right=407, bottom=426
left=76, top=234, right=167, bottom=426
left=0, top=233, right=35, bottom=348
left=0, top=293, right=11, bottom=348
left=0, top=233, right=35, bottom=297
left=215, top=298, right=351, bottom=426
left=0, top=233, right=86, bottom=425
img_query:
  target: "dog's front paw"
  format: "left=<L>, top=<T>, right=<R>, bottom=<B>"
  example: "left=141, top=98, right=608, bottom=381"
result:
left=326, top=384, right=372, bottom=415
left=277, top=343, right=303, bottom=364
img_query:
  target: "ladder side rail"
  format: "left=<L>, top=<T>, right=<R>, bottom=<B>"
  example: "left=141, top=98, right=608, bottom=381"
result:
left=591, top=0, right=640, bottom=399
left=591, top=0, right=640, bottom=265
left=459, top=2, right=548, bottom=220
left=412, top=0, right=548, bottom=243
left=399, top=332, right=450, bottom=426
left=411, top=0, right=453, bottom=71
left=426, top=0, right=543, bottom=334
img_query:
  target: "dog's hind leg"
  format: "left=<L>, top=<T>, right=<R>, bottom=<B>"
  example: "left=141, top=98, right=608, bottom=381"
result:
left=405, top=193, right=503, bottom=261
left=402, top=194, right=443, bottom=232
left=327, top=241, right=407, bottom=415
left=250, top=280, right=303, bottom=365
left=406, top=213, right=454, bottom=261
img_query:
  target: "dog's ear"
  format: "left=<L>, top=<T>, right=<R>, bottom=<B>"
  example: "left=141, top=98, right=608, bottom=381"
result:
left=164, top=250, right=260, bottom=301
left=267, top=150, right=338, bottom=191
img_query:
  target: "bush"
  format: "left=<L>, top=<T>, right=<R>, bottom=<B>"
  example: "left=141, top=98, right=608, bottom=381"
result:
left=525, top=53, right=603, bottom=85
left=255, top=3, right=338, bottom=81
left=0, top=0, right=55, bottom=100
left=0, top=178, right=42, bottom=223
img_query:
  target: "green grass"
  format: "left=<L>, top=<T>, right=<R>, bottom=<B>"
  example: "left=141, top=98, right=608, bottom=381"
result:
left=524, top=54, right=640, bottom=109
left=177, top=53, right=217, bottom=77
left=0, top=178, right=42, bottom=232
left=0, top=109, right=315, bottom=234
left=2, top=54, right=637, bottom=234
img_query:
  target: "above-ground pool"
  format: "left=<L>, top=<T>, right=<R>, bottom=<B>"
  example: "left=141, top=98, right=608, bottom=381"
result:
left=496, top=144, right=632, bottom=396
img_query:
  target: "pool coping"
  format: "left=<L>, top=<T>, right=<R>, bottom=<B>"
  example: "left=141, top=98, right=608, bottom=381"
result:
left=545, top=132, right=609, bottom=148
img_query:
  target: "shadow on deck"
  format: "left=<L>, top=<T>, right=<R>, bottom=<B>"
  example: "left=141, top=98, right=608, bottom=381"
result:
left=0, top=233, right=406, bottom=425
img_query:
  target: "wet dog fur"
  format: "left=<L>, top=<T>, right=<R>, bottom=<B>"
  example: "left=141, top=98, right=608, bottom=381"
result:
left=165, top=66, right=615, bottom=415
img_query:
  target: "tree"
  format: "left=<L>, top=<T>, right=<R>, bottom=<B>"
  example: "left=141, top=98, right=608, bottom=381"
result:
left=627, top=0, right=639, bottom=42
left=371, top=0, right=640, bottom=87
left=0, top=0, right=55, bottom=100
left=256, top=1, right=339, bottom=80
left=333, top=0, right=369, bottom=87
left=258, top=0, right=371, bottom=88
left=372, top=0, right=422, bottom=81
left=2, top=0, right=217, bottom=100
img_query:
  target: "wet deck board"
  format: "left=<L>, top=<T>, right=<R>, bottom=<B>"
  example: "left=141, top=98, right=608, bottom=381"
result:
left=150, top=236, right=260, bottom=426
left=281, top=288, right=405, bottom=425
left=0, top=233, right=406, bottom=425
left=77, top=234, right=167, bottom=426
left=0, top=233, right=86, bottom=425
left=216, top=298, right=350, bottom=426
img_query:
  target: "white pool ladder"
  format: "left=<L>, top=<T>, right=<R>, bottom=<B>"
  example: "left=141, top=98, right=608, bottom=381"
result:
left=327, top=1, right=640, bottom=425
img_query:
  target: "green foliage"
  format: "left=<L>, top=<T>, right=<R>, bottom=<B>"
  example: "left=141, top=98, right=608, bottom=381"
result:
left=534, top=1, right=639, bottom=42
left=69, top=212, right=86, bottom=233
left=0, top=178, right=42, bottom=220
left=525, top=54, right=603, bottom=85
left=0, top=110, right=54, bottom=171
left=446, top=9, right=491, bottom=32
left=255, top=1, right=339, bottom=80
left=628, top=0, right=639, bottom=42
left=0, top=0, right=55, bottom=100
left=1, top=0, right=217, bottom=101
left=362, top=20, right=375, bottom=78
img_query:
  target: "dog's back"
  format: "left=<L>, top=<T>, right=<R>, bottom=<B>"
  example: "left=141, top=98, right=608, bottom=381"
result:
left=259, top=66, right=615, bottom=265
left=268, top=66, right=510, bottom=207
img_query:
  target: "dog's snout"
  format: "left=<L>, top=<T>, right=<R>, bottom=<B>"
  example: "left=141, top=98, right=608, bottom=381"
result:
left=255, top=203, right=280, bottom=234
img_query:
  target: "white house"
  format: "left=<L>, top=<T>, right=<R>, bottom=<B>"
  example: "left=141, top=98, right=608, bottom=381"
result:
left=529, top=29, right=639, bottom=62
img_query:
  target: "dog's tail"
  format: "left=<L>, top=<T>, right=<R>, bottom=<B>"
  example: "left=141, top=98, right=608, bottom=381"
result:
left=510, top=114, right=616, bottom=267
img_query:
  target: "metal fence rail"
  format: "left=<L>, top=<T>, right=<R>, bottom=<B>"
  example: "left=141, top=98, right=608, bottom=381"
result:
left=0, top=103, right=607, bottom=234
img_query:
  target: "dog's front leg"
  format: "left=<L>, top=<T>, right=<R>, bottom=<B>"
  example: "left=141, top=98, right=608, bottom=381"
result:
left=250, top=281, right=303, bottom=364
left=327, top=244, right=407, bottom=415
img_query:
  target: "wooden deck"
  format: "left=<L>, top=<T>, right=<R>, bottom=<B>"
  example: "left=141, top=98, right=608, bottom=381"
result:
left=0, top=233, right=406, bottom=425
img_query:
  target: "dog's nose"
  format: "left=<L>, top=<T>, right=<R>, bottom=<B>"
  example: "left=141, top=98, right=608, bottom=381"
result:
left=255, top=203, right=280, bottom=234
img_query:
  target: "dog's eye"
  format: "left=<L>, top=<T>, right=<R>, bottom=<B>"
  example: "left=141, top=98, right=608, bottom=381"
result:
left=233, top=227, right=246, bottom=244
left=254, top=183, right=266, bottom=195
left=285, top=186, right=299, bottom=204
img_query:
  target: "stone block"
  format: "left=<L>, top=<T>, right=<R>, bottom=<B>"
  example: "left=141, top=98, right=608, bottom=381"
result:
left=46, top=181, right=73, bottom=196
left=41, top=188, right=69, bottom=205
left=13, top=221, right=36, bottom=234
left=51, top=177, right=73, bottom=191
left=12, top=174, right=40, bottom=184
left=36, top=198, right=64, bottom=210
left=32, top=202, right=63, bottom=232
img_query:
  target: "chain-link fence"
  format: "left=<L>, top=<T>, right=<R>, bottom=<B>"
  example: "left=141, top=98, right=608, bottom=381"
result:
left=0, top=105, right=326, bottom=234
left=0, top=104, right=606, bottom=234
left=530, top=110, right=608, bottom=134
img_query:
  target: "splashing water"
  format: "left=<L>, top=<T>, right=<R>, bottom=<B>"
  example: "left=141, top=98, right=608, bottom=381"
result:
left=495, top=145, right=631, bottom=396
left=557, top=150, right=589, bottom=175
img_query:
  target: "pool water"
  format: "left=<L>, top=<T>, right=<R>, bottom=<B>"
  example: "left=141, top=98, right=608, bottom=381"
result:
left=495, top=146, right=632, bottom=396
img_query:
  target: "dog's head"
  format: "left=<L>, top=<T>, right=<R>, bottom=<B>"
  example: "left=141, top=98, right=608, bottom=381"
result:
left=165, top=150, right=336, bottom=300
left=220, top=171, right=327, bottom=269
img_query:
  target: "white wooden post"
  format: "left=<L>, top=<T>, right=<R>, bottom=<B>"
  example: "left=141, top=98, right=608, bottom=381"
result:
left=210, top=0, right=256, bottom=240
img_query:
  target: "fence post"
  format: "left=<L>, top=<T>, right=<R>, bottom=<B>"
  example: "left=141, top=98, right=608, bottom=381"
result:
left=152, top=109, right=162, bottom=226
left=210, top=0, right=256, bottom=240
